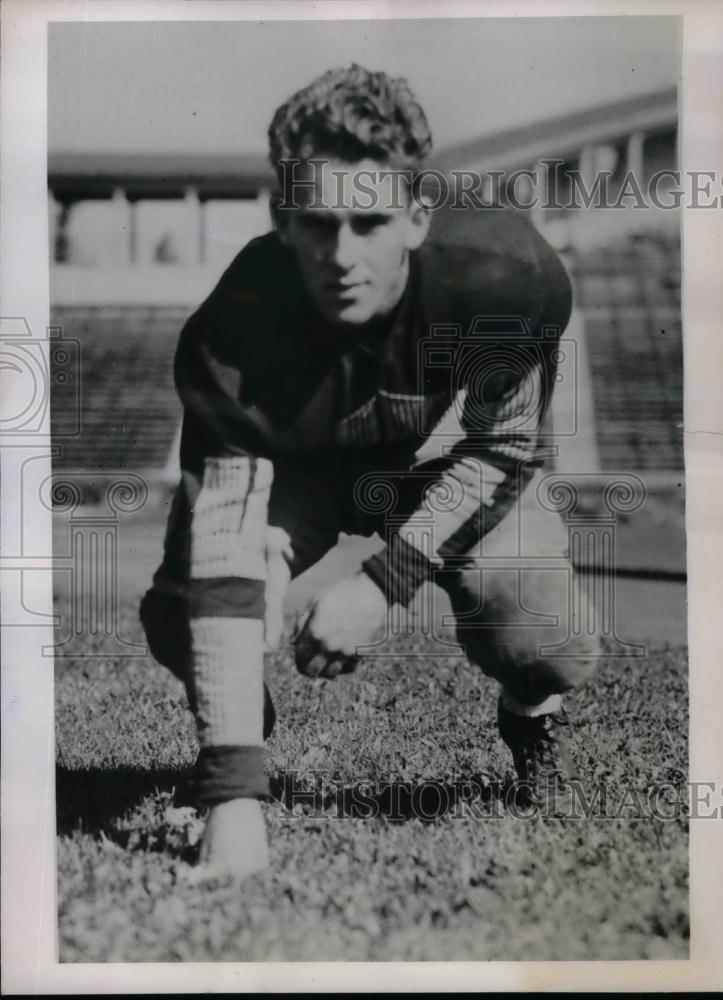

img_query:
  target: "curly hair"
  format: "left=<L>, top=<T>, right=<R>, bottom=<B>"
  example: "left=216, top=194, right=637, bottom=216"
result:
left=268, top=64, right=433, bottom=185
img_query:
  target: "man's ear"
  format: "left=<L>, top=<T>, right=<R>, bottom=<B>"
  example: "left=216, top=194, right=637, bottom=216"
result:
left=404, top=197, right=433, bottom=251
left=270, top=195, right=291, bottom=246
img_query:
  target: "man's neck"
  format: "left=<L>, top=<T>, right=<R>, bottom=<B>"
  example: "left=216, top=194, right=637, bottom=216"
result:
left=379, top=253, right=410, bottom=320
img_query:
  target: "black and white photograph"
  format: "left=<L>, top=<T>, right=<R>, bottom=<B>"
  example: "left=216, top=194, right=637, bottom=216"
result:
left=3, top=1, right=723, bottom=988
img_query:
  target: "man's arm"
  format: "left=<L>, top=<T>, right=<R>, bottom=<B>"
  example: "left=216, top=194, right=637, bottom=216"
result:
left=360, top=358, right=549, bottom=606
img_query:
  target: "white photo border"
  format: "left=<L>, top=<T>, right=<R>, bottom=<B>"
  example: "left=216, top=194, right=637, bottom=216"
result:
left=1, top=0, right=721, bottom=992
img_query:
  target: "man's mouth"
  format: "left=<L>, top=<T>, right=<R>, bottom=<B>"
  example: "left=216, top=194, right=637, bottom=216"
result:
left=327, top=279, right=366, bottom=298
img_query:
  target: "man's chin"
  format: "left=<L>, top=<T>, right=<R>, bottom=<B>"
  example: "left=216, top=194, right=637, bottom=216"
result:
left=323, top=302, right=377, bottom=327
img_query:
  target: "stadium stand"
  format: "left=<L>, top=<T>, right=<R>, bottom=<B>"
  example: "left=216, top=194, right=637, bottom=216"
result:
left=50, top=305, right=187, bottom=473
left=568, top=231, right=683, bottom=471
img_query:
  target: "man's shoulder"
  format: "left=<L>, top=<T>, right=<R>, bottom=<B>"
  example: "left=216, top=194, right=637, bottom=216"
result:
left=416, top=205, right=571, bottom=330
left=215, top=230, right=296, bottom=300
left=177, top=231, right=296, bottom=359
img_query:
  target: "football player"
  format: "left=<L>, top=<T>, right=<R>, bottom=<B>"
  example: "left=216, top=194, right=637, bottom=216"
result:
left=140, top=64, right=600, bottom=881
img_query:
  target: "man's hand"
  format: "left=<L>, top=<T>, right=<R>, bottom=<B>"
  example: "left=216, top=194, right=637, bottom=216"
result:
left=293, top=572, right=388, bottom=679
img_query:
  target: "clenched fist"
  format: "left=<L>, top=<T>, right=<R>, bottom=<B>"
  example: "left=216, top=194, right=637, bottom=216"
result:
left=293, top=572, right=388, bottom=679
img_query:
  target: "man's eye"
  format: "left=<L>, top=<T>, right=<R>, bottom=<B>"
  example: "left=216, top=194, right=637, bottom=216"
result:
left=300, top=215, right=335, bottom=233
left=352, top=216, right=388, bottom=235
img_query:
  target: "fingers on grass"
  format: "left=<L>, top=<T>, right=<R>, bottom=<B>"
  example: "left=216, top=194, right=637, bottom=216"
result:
left=323, top=655, right=359, bottom=679
left=322, top=658, right=345, bottom=680
left=299, top=651, right=329, bottom=678
left=178, top=859, right=264, bottom=887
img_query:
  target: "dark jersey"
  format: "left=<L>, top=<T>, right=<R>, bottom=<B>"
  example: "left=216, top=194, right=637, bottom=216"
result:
left=157, top=204, right=572, bottom=605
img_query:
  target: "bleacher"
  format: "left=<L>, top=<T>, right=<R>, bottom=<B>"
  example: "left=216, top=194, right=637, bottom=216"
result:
left=50, top=305, right=187, bottom=473
left=568, top=231, right=683, bottom=472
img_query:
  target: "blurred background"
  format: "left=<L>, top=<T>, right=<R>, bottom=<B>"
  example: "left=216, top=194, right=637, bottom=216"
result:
left=47, top=17, right=686, bottom=644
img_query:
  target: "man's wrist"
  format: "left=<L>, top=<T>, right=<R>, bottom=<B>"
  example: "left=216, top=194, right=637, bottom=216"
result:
left=361, top=534, right=435, bottom=608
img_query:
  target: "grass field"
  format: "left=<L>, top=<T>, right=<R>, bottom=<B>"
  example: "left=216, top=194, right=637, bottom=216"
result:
left=54, top=504, right=689, bottom=963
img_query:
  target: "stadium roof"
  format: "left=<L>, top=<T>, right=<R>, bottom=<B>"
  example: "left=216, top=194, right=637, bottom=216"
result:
left=48, top=87, right=677, bottom=198
left=429, top=87, right=678, bottom=174
left=48, top=152, right=275, bottom=198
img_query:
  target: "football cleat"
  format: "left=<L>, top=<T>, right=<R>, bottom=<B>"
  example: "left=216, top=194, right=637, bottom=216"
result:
left=497, top=699, right=577, bottom=808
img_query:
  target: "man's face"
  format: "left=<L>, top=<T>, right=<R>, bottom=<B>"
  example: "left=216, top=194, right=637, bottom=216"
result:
left=277, top=157, right=431, bottom=327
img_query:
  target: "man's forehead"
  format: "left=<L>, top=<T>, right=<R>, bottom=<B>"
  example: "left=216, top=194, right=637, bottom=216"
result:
left=293, top=157, right=411, bottom=212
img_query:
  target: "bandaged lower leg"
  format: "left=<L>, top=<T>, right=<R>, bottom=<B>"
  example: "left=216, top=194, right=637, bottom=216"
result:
left=188, top=455, right=275, bottom=806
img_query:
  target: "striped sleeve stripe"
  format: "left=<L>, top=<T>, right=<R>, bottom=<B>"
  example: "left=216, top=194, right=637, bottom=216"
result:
left=402, top=364, right=546, bottom=558
left=437, top=461, right=537, bottom=558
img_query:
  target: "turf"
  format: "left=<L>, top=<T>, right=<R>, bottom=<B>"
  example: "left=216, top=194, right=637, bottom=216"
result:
left=56, top=597, right=688, bottom=963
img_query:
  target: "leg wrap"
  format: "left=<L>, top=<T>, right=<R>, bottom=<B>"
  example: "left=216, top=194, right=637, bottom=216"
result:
left=189, top=456, right=274, bottom=802
left=190, top=617, right=265, bottom=745
left=139, top=584, right=277, bottom=738
left=191, top=456, right=273, bottom=581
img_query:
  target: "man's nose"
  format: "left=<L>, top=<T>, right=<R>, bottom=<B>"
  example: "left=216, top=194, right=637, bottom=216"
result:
left=330, top=223, right=358, bottom=270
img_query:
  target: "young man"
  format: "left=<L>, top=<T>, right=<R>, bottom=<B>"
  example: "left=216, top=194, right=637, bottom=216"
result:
left=140, top=64, right=600, bottom=881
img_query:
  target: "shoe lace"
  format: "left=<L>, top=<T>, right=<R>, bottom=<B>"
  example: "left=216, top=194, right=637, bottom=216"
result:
left=521, top=712, right=569, bottom=775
